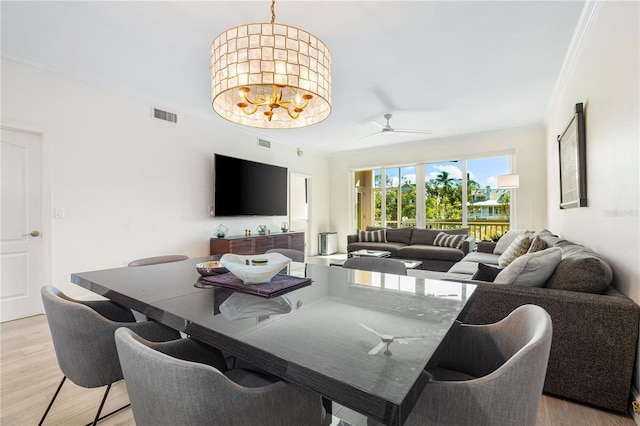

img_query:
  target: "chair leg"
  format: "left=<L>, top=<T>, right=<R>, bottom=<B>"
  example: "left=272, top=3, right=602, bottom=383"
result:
left=39, top=376, right=129, bottom=426
left=39, top=376, right=67, bottom=426
left=90, top=384, right=111, bottom=426
left=84, top=383, right=131, bottom=426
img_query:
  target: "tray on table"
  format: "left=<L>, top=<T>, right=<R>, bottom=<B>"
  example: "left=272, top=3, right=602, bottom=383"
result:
left=199, top=272, right=312, bottom=298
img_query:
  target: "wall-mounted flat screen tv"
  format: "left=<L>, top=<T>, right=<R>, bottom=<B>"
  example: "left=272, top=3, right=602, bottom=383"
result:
left=213, top=154, right=288, bottom=216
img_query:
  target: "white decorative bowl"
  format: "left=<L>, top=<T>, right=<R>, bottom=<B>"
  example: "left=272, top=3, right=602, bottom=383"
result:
left=220, top=253, right=291, bottom=284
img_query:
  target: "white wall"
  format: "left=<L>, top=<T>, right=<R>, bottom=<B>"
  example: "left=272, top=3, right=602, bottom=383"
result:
left=1, top=60, right=331, bottom=299
left=329, top=125, right=548, bottom=252
left=545, top=1, right=640, bottom=393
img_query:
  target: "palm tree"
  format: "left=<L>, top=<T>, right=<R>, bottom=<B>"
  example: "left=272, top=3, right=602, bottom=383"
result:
left=466, top=173, right=480, bottom=194
left=429, top=171, right=456, bottom=219
left=498, top=192, right=511, bottom=218
left=434, top=171, right=455, bottom=198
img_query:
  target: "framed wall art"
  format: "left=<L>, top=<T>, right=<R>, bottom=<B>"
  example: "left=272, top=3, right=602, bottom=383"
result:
left=557, top=102, right=587, bottom=209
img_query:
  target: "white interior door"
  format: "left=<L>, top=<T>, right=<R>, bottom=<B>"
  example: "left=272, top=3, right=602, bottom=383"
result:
left=289, top=174, right=310, bottom=254
left=1, top=128, right=44, bottom=322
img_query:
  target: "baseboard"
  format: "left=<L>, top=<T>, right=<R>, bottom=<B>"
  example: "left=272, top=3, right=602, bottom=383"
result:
left=631, top=387, right=640, bottom=424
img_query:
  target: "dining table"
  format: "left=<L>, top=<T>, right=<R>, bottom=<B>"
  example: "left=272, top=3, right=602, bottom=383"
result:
left=71, top=257, right=477, bottom=426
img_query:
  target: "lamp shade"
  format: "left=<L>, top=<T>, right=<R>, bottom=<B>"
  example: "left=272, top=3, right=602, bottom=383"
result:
left=497, top=174, right=520, bottom=189
left=210, top=23, right=331, bottom=129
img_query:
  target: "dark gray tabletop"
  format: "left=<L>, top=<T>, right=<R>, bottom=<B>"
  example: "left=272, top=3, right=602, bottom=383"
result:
left=72, top=257, right=476, bottom=426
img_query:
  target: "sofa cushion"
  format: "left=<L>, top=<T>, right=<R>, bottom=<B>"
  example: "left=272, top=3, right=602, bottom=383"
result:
left=498, top=234, right=532, bottom=267
left=448, top=261, right=486, bottom=275
left=494, top=230, right=530, bottom=255
left=494, top=247, right=562, bottom=287
left=398, top=245, right=465, bottom=262
left=545, top=241, right=613, bottom=294
left=471, top=263, right=503, bottom=282
left=409, top=228, right=468, bottom=246
left=534, top=229, right=561, bottom=248
left=460, top=252, right=500, bottom=265
left=409, top=228, right=440, bottom=245
left=357, top=229, right=386, bottom=242
left=433, top=232, right=466, bottom=249
left=385, top=227, right=413, bottom=244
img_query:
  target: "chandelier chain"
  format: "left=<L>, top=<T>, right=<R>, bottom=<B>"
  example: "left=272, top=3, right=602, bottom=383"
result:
left=270, top=0, right=276, bottom=24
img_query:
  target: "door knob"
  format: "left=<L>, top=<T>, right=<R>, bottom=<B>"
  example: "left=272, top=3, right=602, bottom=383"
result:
left=23, top=230, right=40, bottom=237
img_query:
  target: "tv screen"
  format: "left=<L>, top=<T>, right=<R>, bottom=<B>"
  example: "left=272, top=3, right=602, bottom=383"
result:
left=213, top=154, right=288, bottom=216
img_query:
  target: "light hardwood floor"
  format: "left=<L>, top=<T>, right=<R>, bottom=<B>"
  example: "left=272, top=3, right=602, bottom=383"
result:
left=1, top=313, right=636, bottom=426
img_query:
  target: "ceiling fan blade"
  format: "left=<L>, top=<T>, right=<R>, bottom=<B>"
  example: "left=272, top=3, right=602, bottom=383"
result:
left=394, top=335, right=427, bottom=340
left=359, top=323, right=383, bottom=338
left=368, top=121, right=386, bottom=129
left=359, top=132, right=382, bottom=142
left=392, top=129, right=433, bottom=134
left=368, top=341, right=386, bottom=355
left=395, top=337, right=427, bottom=344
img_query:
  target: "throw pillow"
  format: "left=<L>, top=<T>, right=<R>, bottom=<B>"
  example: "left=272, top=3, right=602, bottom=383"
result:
left=534, top=229, right=561, bottom=248
left=357, top=229, right=386, bottom=243
left=433, top=232, right=465, bottom=249
left=494, top=247, right=563, bottom=287
left=471, top=263, right=502, bottom=282
left=493, top=230, right=529, bottom=255
left=498, top=234, right=532, bottom=267
left=527, top=236, right=546, bottom=253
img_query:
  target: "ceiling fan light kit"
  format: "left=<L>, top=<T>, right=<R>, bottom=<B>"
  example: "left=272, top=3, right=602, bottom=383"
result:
left=210, top=0, right=331, bottom=129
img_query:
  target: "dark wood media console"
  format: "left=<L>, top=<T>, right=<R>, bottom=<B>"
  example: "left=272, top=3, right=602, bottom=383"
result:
left=210, top=232, right=304, bottom=255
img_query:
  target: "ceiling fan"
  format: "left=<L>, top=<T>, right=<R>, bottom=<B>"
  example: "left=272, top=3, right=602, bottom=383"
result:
left=359, top=323, right=425, bottom=356
left=361, top=113, right=433, bottom=141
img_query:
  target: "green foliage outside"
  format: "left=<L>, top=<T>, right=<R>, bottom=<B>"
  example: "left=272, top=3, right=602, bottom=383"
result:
left=374, top=170, right=486, bottom=226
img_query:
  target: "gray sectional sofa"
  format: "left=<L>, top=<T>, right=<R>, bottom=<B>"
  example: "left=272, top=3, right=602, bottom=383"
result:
left=413, top=229, right=640, bottom=413
left=347, top=226, right=474, bottom=271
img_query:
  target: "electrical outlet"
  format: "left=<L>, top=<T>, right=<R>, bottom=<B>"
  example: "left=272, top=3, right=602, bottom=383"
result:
left=632, top=400, right=639, bottom=414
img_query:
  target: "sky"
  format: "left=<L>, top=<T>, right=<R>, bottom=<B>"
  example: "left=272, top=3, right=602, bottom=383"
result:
left=382, top=156, right=510, bottom=188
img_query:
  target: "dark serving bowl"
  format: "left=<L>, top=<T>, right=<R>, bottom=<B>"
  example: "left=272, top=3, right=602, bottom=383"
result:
left=196, top=261, right=228, bottom=276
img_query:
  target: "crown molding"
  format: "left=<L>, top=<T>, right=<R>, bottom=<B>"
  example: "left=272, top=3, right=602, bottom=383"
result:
left=545, top=0, right=600, bottom=120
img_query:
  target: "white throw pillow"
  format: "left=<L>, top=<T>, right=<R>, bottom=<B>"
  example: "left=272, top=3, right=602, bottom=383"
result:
left=494, top=247, right=563, bottom=287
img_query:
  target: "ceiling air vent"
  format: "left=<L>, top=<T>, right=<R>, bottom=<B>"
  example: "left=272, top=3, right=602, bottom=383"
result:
left=152, top=107, right=178, bottom=124
left=257, top=139, right=271, bottom=148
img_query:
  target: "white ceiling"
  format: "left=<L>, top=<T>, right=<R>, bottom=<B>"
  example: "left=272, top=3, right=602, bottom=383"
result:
left=1, top=1, right=585, bottom=155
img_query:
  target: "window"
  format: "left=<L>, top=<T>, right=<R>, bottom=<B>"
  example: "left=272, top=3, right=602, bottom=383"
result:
left=355, top=156, right=512, bottom=239
left=466, top=157, right=511, bottom=240
left=371, top=167, right=416, bottom=228
left=424, top=161, right=463, bottom=229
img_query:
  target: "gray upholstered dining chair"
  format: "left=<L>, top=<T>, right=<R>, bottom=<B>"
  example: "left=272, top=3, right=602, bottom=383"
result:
left=127, top=254, right=189, bottom=320
left=370, top=304, right=552, bottom=426
left=265, top=248, right=305, bottom=262
left=115, top=327, right=325, bottom=426
left=127, top=254, right=188, bottom=267
left=39, top=285, right=181, bottom=426
left=342, top=257, right=408, bottom=275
